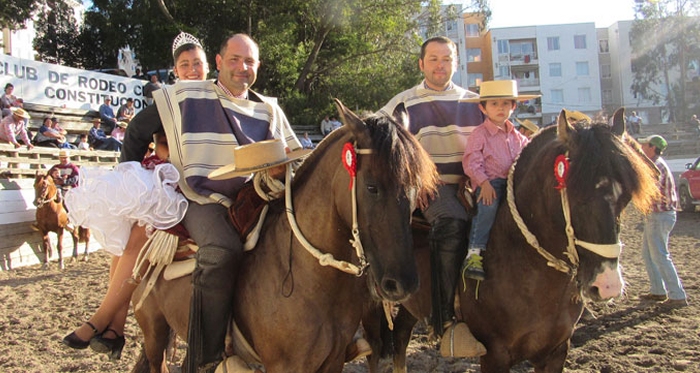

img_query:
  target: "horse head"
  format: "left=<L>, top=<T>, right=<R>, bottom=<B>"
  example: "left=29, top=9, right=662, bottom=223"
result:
left=33, top=171, right=58, bottom=208
left=513, top=108, right=658, bottom=302
left=293, top=100, right=438, bottom=302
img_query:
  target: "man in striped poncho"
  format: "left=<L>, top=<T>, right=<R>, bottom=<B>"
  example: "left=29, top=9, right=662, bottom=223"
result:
left=378, top=36, right=486, bottom=358
left=122, top=34, right=302, bottom=372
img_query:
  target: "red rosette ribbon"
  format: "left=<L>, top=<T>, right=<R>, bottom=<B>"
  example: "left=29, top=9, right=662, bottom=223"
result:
left=554, top=154, right=569, bottom=190
left=342, top=142, right=357, bottom=190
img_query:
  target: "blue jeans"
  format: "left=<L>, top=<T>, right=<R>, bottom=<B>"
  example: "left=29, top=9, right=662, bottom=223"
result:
left=641, top=211, right=686, bottom=300
left=468, top=178, right=506, bottom=251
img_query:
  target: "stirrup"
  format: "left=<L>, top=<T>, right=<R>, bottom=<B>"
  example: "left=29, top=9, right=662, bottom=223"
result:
left=439, top=322, right=486, bottom=358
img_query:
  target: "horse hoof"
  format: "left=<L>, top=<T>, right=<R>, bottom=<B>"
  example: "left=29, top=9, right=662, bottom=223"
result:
left=59, top=262, right=65, bottom=270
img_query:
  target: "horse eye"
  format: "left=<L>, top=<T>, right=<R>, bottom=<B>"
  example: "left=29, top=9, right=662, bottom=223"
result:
left=366, top=185, right=378, bottom=194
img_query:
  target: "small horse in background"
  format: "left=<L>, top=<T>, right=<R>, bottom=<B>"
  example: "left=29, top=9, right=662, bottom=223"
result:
left=131, top=100, right=439, bottom=373
left=362, top=108, right=660, bottom=373
left=33, top=172, right=90, bottom=269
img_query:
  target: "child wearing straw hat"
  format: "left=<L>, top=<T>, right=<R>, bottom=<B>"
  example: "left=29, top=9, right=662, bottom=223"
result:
left=460, top=80, right=540, bottom=281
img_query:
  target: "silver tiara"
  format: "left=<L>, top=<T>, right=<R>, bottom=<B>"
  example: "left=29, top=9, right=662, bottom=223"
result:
left=172, top=32, right=202, bottom=56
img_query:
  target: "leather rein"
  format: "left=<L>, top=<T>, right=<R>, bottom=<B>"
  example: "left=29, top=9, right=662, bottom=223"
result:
left=283, top=143, right=373, bottom=277
left=505, top=153, right=622, bottom=276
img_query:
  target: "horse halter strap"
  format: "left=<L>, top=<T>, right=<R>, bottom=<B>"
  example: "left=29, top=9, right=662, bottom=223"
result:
left=36, top=179, right=59, bottom=207
left=283, top=143, right=373, bottom=276
left=506, top=153, right=622, bottom=275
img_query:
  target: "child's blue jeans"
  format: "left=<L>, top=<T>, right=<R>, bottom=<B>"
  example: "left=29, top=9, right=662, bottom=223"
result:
left=468, top=178, right=506, bottom=251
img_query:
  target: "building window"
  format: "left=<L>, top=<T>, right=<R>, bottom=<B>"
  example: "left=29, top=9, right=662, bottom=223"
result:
left=468, top=73, right=483, bottom=87
left=578, top=87, right=592, bottom=103
left=551, top=89, right=564, bottom=103
left=601, top=64, right=611, bottom=78
left=574, top=35, right=587, bottom=49
left=576, top=61, right=589, bottom=76
left=549, top=62, right=562, bottom=77
left=599, top=39, right=609, bottom=53
left=510, top=41, right=535, bottom=58
left=602, top=89, right=613, bottom=104
left=465, top=24, right=479, bottom=37
left=547, top=37, right=560, bottom=51
left=467, top=48, right=482, bottom=62
left=499, top=65, right=510, bottom=77
left=497, top=40, right=509, bottom=54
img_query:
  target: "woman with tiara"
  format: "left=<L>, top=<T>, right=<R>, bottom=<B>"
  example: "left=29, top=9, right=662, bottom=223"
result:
left=61, top=32, right=209, bottom=360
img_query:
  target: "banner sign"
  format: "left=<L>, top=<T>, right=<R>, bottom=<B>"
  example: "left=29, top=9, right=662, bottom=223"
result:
left=0, top=54, right=148, bottom=112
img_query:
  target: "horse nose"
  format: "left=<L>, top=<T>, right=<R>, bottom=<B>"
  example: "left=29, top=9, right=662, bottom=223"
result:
left=591, top=263, right=624, bottom=300
left=380, top=275, right=418, bottom=302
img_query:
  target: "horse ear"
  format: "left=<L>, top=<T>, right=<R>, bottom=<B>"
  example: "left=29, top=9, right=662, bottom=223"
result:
left=557, top=109, right=574, bottom=143
left=392, top=103, right=409, bottom=128
left=334, top=98, right=365, bottom=134
left=610, top=107, right=626, bottom=137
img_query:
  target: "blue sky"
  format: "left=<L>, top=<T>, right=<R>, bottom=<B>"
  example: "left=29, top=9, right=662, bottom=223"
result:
left=481, top=0, right=638, bottom=28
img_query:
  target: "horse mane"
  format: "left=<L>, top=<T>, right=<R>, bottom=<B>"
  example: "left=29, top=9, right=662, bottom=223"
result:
left=521, top=121, right=658, bottom=214
left=293, top=113, right=439, bottom=203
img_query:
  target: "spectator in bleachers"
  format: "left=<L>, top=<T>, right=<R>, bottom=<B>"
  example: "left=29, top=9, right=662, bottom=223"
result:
left=34, top=117, right=65, bottom=148
left=111, top=121, right=128, bottom=142
left=117, top=98, right=135, bottom=123
left=89, top=117, right=121, bottom=151
left=77, top=134, right=91, bottom=151
left=300, top=132, right=315, bottom=149
left=99, top=97, right=118, bottom=134
left=0, top=108, right=33, bottom=149
left=1, top=83, right=23, bottom=118
left=320, top=115, right=332, bottom=137
left=143, top=74, right=162, bottom=105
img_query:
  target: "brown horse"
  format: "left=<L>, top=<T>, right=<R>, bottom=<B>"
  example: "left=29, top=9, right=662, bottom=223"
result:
left=33, top=172, right=90, bottom=269
left=361, top=108, right=660, bottom=373
left=130, top=100, right=439, bottom=373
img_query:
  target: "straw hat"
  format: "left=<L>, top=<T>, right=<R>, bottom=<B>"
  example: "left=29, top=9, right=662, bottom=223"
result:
left=515, top=118, right=539, bottom=133
left=563, top=109, right=591, bottom=123
left=58, top=149, right=70, bottom=158
left=208, top=139, right=312, bottom=180
left=460, top=80, right=540, bottom=103
left=11, top=107, right=30, bottom=119
left=116, top=121, right=128, bottom=128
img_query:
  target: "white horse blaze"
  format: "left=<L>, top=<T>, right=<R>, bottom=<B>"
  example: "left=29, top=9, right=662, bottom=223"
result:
left=591, top=261, right=624, bottom=299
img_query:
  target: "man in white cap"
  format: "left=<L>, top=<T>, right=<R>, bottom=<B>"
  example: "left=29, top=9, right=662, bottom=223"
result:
left=0, top=108, right=34, bottom=149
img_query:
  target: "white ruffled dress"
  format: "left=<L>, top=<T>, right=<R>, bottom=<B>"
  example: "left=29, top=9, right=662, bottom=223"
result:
left=65, top=161, right=188, bottom=256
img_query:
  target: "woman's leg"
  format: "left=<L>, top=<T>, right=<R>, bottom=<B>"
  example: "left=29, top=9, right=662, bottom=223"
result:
left=70, top=224, right=148, bottom=340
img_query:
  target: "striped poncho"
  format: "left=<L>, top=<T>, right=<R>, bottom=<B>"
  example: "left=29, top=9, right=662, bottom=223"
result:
left=154, top=80, right=302, bottom=208
left=378, top=82, right=484, bottom=185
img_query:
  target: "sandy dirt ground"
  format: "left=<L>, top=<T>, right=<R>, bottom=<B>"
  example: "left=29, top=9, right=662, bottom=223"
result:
left=1, top=208, right=698, bottom=373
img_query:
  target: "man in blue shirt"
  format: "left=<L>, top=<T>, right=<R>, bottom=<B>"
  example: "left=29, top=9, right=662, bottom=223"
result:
left=99, top=97, right=118, bottom=134
left=89, top=117, right=121, bottom=151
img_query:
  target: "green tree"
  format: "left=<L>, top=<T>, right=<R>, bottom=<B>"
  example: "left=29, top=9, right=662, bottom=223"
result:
left=0, top=0, right=40, bottom=30
left=631, top=0, right=700, bottom=122
left=79, top=0, right=490, bottom=126
left=33, top=0, right=83, bottom=67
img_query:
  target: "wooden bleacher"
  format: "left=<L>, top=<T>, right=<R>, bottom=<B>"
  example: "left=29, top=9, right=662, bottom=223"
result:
left=22, top=102, right=99, bottom=144
left=0, top=143, right=119, bottom=178
left=634, top=122, right=700, bottom=157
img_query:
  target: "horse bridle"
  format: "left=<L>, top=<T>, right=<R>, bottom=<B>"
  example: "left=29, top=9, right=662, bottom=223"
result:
left=506, top=153, right=622, bottom=275
left=35, top=177, right=59, bottom=208
left=282, top=144, right=373, bottom=277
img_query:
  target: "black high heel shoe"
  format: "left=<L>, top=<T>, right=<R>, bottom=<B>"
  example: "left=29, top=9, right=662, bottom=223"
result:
left=90, top=328, right=125, bottom=360
left=62, top=321, right=99, bottom=350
